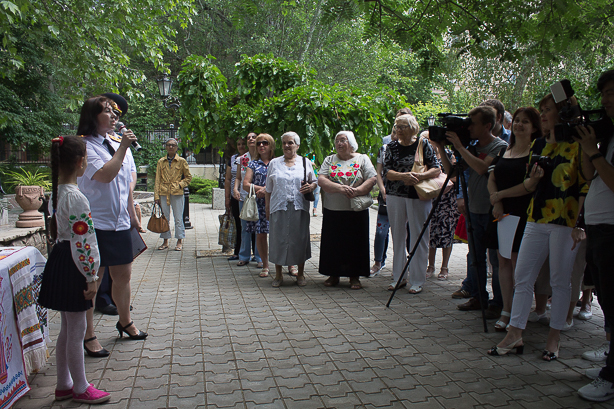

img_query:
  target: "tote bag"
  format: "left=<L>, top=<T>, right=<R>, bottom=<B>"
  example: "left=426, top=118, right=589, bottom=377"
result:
left=147, top=203, right=170, bottom=233
left=412, top=138, right=453, bottom=200
left=218, top=212, right=237, bottom=248
left=239, top=184, right=259, bottom=222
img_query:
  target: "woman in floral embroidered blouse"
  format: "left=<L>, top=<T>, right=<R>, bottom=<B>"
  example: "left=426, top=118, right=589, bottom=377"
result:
left=490, top=93, right=588, bottom=361
left=318, top=131, right=377, bottom=289
left=383, top=114, right=441, bottom=294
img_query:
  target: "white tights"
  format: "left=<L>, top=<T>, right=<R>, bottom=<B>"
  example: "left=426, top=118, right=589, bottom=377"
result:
left=56, top=311, right=89, bottom=394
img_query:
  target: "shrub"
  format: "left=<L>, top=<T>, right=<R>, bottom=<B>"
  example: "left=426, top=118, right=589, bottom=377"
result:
left=189, top=176, right=217, bottom=197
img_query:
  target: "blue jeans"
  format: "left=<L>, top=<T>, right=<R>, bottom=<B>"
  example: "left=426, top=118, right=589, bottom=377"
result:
left=461, top=212, right=501, bottom=307
left=238, top=201, right=261, bottom=263
left=313, top=186, right=321, bottom=210
left=374, top=213, right=390, bottom=264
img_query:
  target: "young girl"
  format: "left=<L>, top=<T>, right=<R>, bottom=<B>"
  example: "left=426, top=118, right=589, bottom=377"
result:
left=37, top=136, right=111, bottom=404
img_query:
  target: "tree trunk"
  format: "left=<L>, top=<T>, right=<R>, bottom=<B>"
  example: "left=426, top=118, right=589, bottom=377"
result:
left=299, top=0, right=324, bottom=63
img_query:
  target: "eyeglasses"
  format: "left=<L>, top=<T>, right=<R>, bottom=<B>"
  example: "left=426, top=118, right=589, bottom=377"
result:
left=256, top=141, right=269, bottom=147
left=394, top=124, right=409, bottom=130
left=166, top=144, right=178, bottom=148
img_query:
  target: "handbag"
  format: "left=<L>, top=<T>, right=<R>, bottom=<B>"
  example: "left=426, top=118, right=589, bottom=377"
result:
left=302, top=156, right=315, bottom=202
left=412, top=138, right=453, bottom=200
left=377, top=192, right=387, bottom=216
left=147, top=202, right=170, bottom=233
left=239, top=184, right=259, bottom=221
left=218, top=212, right=237, bottom=248
left=349, top=154, right=374, bottom=211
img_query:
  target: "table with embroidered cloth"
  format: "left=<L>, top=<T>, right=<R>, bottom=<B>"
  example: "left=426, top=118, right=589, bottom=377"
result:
left=0, top=246, right=48, bottom=408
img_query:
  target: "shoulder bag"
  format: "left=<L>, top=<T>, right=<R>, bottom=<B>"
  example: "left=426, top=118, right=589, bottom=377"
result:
left=302, top=156, right=315, bottom=201
left=412, top=138, right=453, bottom=201
left=147, top=203, right=170, bottom=233
left=239, top=184, right=259, bottom=221
left=349, top=154, right=374, bottom=211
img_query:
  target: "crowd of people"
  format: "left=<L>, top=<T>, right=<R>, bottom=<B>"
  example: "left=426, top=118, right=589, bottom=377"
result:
left=36, top=69, right=614, bottom=404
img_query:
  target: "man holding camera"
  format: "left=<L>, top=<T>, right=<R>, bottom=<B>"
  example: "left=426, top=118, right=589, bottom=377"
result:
left=432, top=106, right=507, bottom=316
left=576, top=69, right=614, bottom=402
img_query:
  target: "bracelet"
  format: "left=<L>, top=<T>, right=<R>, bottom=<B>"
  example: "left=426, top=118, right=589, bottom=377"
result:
left=522, top=180, right=531, bottom=192
left=589, top=152, right=604, bottom=162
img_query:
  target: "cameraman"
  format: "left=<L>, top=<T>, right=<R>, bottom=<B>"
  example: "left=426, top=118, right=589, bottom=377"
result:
left=576, top=69, right=614, bottom=402
left=432, top=106, right=507, bottom=316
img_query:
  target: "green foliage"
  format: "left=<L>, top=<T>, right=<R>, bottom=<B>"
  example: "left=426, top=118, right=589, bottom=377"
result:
left=2, top=168, right=51, bottom=189
left=189, top=177, right=217, bottom=201
left=132, top=138, right=166, bottom=177
left=1, top=0, right=196, bottom=106
left=234, top=54, right=316, bottom=104
left=177, top=55, right=228, bottom=152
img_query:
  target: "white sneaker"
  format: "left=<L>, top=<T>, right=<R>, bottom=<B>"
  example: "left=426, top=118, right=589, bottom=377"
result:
left=561, top=319, right=574, bottom=331
left=582, top=344, right=609, bottom=362
left=586, top=368, right=602, bottom=380
left=528, top=311, right=548, bottom=323
left=577, top=309, right=593, bottom=321
left=578, top=377, right=614, bottom=402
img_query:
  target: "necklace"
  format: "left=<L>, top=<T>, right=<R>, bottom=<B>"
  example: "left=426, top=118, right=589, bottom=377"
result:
left=507, top=145, right=530, bottom=158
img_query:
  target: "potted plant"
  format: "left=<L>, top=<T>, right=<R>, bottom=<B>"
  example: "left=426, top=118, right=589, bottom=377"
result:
left=3, top=168, right=51, bottom=228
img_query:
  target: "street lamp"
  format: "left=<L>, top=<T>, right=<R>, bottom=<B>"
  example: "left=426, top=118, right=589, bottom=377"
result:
left=156, top=74, right=192, bottom=229
left=427, top=114, right=436, bottom=127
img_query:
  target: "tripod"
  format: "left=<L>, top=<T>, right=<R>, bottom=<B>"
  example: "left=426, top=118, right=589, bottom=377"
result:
left=386, top=156, right=489, bottom=333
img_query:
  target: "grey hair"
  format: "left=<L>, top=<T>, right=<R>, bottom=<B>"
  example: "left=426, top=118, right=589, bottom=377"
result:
left=504, top=111, right=513, bottom=124
left=336, top=131, right=358, bottom=152
left=281, top=131, right=300, bottom=146
left=165, top=138, right=178, bottom=145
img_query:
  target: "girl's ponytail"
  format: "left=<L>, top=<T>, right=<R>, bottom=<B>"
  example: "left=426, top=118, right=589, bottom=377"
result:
left=48, top=136, right=86, bottom=242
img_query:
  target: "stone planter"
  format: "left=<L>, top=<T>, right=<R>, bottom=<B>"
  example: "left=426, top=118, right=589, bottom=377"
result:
left=14, top=186, right=45, bottom=228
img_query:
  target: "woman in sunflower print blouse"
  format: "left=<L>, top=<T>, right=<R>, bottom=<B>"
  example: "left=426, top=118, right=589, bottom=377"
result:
left=318, top=131, right=377, bottom=289
left=489, top=93, right=588, bottom=360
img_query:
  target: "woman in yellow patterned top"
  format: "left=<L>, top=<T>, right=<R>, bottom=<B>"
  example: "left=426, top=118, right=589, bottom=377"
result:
left=489, top=93, right=588, bottom=361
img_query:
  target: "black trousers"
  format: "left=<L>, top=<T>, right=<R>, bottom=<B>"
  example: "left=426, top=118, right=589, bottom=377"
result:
left=586, top=224, right=614, bottom=383
left=230, top=197, right=241, bottom=255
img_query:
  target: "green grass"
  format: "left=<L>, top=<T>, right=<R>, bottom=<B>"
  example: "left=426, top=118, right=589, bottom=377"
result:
left=189, top=194, right=211, bottom=204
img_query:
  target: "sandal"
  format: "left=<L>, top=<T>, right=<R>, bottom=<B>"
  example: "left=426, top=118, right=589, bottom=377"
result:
left=289, top=266, right=298, bottom=277
left=408, top=285, right=422, bottom=294
left=438, top=267, right=449, bottom=281
left=494, top=311, right=511, bottom=332
left=272, top=277, right=283, bottom=288
left=158, top=244, right=169, bottom=250
left=256, top=262, right=264, bottom=269
left=259, top=268, right=269, bottom=278
left=542, top=341, right=560, bottom=362
left=237, top=260, right=249, bottom=266
left=426, top=266, right=435, bottom=279
left=297, top=276, right=307, bottom=286
left=324, top=276, right=340, bottom=287
left=175, top=245, right=182, bottom=251
left=370, top=264, right=382, bottom=277
left=388, top=279, right=407, bottom=291
left=349, top=278, right=362, bottom=290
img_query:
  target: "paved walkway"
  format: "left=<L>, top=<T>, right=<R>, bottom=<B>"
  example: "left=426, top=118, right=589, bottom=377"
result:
left=16, top=203, right=612, bottom=408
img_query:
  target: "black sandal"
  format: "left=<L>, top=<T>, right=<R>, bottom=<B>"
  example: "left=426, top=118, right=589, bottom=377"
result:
left=116, top=321, right=148, bottom=340
left=84, top=336, right=110, bottom=357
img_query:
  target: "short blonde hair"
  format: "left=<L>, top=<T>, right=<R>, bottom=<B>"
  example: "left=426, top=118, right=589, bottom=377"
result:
left=254, top=133, right=276, bottom=161
left=395, top=114, right=419, bottom=137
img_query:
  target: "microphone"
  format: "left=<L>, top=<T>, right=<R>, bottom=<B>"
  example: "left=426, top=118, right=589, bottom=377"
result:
left=116, top=122, right=142, bottom=152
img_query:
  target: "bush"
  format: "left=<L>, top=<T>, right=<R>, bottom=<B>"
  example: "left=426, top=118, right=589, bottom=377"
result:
left=189, top=177, right=217, bottom=199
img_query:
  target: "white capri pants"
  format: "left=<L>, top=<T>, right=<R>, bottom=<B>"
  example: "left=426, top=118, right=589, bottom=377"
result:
left=387, top=195, right=432, bottom=288
left=510, top=222, right=578, bottom=330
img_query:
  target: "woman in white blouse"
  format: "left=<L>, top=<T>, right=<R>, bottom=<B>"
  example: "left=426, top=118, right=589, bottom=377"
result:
left=265, top=132, right=317, bottom=287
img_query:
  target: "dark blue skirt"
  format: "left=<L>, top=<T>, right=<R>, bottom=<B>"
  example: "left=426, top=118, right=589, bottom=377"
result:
left=38, top=241, right=93, bottom=312
left=96, top=229, right=133, bottom=266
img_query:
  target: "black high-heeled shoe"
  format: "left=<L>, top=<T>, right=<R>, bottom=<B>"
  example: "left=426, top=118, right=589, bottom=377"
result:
left=83, top=336, right=110, bottom=357
left=116, top=321, right=148, bottom=340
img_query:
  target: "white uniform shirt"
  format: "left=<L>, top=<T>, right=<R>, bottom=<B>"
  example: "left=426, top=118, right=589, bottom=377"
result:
left=77, top=134, right=135, bottom=231
left=585, top=136, right=614, bottom=225
left=265, top=156, right=316, bottom=214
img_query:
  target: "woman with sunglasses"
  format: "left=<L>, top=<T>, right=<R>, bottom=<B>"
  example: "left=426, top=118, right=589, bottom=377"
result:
left=154, top=138, right=192, bottom=251
left=265, top=132, right=317, bottom=287
left=243, top=134, right=276, bottom=278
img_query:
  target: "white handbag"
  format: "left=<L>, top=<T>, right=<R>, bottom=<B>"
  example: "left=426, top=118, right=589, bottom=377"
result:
left=239, top=184, right=259, bottom=221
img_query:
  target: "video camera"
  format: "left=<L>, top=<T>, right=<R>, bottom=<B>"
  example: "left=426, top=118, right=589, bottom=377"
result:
left=428, top=113, right=473, bottom=148
left=551, top=79, right=613, bottom=143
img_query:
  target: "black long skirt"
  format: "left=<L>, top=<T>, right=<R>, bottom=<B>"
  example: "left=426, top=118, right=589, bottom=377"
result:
left=319, top=207, right=370, bottom=278
left=38, top=241, right=93, bottom=312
